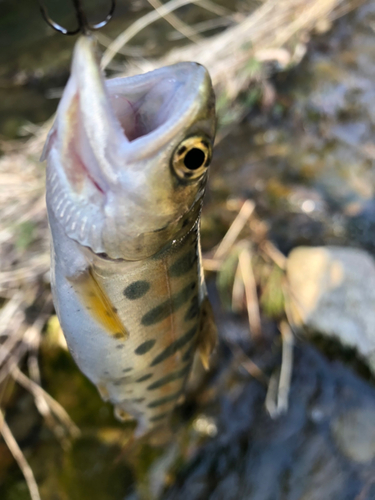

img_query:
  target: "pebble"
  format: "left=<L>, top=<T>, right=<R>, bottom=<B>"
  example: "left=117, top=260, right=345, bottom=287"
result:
left=331, top=406, right=375, bottom=463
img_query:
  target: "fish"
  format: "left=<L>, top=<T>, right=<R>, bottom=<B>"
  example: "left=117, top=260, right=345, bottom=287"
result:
left=42, top=35, right=217, bottom=436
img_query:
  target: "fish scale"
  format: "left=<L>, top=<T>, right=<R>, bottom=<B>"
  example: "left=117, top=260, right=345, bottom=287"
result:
left=44, top=35, right=217, bottom=436
left=89, top=225, right=203, bottom=430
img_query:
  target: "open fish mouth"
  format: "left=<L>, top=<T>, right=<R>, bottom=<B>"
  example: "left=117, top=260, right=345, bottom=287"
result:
left=44, top=36, right=215, bottom=260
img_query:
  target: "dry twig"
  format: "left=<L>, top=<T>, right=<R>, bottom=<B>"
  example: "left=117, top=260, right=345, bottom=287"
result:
left=277, top=321, right=294, bottom=414
left=231, top=260, right=245, bottom=313
left=238, top=246, right=262, bottom=341
left=167, top=16, right=236, bottom=40
left=213, top=200, right=255, bottom=260
left=260, top=240, right=287, bottom=270
left=0, top=302, right=52, bottom=384
left=146, top=0, right=202, bottom=43
left=101, top=0, right=231, bottom=69
left=265, top=321, right=294, bottom=417
left=0, top=410, right=41, bottom=500
left=12, top=366, right=80, bottom=439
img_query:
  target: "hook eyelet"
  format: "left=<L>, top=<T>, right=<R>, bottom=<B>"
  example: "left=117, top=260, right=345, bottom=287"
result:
left=38, top=0, right=116, bottom=36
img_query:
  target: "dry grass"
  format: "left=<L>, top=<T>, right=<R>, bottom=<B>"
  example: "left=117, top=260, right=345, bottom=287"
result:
left=101, top=0, right=353, bottom=130
left=0, top=0, right=362, bottom=496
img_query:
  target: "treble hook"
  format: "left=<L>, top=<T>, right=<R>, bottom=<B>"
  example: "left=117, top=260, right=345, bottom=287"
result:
left=39, top=0, right=116, bottom=36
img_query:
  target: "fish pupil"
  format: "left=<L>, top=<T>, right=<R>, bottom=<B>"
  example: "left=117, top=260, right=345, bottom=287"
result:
left=184, top=148, right=206, bottom=170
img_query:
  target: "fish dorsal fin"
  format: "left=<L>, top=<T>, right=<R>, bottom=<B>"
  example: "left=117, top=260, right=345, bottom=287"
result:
left=197, top=296, right=217, bottom=370
left=68, top=267, right=128, bottom=340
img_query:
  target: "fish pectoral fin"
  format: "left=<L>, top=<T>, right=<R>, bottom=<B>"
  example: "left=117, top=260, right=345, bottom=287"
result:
left=197, top=297, right=217, bottom=371
left=68, top=267, right=128, bottom=340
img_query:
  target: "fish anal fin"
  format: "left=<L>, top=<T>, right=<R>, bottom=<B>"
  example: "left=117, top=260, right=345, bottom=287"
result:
left=197, top=297, right=217, bottom=370
left=97, top=383, right=110, bottom=402
left=69, top=267, right=128, bottom=340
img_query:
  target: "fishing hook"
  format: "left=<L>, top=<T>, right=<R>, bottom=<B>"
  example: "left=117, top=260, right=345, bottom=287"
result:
left=38, top=0, right=116, bottom=35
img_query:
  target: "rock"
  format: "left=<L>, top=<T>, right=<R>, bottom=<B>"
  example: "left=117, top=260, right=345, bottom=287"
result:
left=331, top=406, right=375, bottom=463
left=286, top=246, right=375, bottom=373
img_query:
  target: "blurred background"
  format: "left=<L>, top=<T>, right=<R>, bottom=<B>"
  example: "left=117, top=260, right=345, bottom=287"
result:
left=2, top=0, right=375, bottom=498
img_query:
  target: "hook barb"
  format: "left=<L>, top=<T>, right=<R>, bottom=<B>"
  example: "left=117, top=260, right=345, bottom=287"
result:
left=38, top=0, right=116, bottom=36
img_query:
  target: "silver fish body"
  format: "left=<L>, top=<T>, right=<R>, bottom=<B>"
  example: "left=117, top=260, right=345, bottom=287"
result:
left=44, top=36, right=216, bottom=435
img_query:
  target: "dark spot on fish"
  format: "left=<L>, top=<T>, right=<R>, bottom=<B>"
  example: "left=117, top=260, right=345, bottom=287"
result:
left=116, top=344, right=125, bottom=349
left=141, top=282, right=195, bottom=327
left=114, top=332, right=124, bottom=339
left=149, top=412, right=170, bottom=423
left=182, top=344, right=195, bottom=362
left=135, top=339, right=156, bottom=355
left=147, top=364, right=191, bottom=391
left=136, top=374, right=152, bottom=382
left=122, top=367, right=133, bottom=373
left=104, top=371, right=109, bottom=375
left=178, top=145, right=187, bottom=155
left=113, top=376, right=130, bottom=386
left=112, top=307, right=118, bottom=313
left=169, top=250, right=197, bottom=277
left=141, top=301, right=171, bottom=326
left=124, top=280, right=150, bottom=300
left=147, top=389, right=183, bottom=408
left=132, top=398, right=145, bottom=403
left=182, top=218, right=190, bottom=228
left=191, top=283, right=196, bottom=290
left=150, top=324, right=198, bottom=366
left=184, top=295, right=200, bottom=321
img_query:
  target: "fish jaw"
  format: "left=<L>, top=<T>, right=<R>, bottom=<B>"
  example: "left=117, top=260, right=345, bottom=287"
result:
left=44, top=36, right=216, bottom=260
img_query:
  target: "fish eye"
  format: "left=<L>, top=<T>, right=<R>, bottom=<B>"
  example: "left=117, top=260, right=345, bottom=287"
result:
left=172, top=136, right=212, bottom=180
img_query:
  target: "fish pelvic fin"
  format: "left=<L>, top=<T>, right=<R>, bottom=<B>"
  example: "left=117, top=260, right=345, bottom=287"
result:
left=197, top=296, right=217, bottom=370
